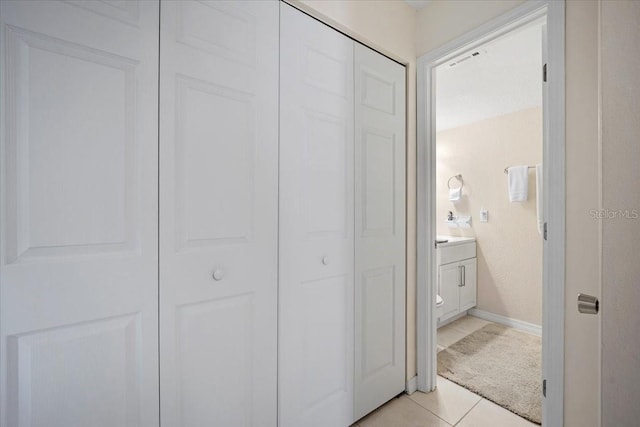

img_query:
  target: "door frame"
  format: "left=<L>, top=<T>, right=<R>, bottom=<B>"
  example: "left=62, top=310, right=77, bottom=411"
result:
left=416, top=1, right=565, bottom=425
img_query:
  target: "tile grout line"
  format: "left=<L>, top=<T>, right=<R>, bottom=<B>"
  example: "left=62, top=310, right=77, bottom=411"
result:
left=403, top=394, right=455, bottom=426
left=453, top=398, right=484, bottom=426
left=405, top=373, right=484, bottom=425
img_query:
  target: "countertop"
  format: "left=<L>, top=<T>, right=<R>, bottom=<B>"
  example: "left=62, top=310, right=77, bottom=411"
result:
left=436, top=235, right=476, bottom=248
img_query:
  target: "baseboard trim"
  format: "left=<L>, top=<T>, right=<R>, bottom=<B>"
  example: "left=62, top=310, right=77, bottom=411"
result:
left=405, top=375, right=418, bottom=394
left=468, top=308, right=542, bottom=336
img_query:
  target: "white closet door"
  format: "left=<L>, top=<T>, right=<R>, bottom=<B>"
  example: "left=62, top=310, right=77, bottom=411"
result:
left=159, top=1, right=279, bottom=426
left=279, top=4, right=355, bottom=426
left=354, top=43, right=407, bottom=420
left=0, top=1, right=159, bottom=426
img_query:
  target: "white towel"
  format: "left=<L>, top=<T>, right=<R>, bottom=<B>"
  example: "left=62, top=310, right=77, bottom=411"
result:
left=536, top=164, right=543, bottom=234
left=508, top=165, right=528, bottom=202
left=449, top=187, right=461, bottom=202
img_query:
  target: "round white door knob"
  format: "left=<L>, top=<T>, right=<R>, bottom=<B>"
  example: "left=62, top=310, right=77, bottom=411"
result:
left=322, top=256, right=329, bottom=265
left=212, top=269, right=224, bottom=281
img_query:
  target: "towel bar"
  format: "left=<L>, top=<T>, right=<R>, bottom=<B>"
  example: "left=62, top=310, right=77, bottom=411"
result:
left=504, top=165, right=536, bottom=174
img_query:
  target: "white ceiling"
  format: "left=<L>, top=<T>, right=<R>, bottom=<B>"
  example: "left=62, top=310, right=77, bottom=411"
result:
left=435, top=21, right=544, bottom=131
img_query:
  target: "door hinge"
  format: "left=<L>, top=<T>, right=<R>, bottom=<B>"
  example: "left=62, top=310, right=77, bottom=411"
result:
left=543, top=63, right=547, bottom=82
left=543, top=222, right=548, bottom=240
left=543, top=379, right=547, bottom=397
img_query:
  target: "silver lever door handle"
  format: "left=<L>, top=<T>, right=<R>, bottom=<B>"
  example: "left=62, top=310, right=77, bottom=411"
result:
left=577, top=293, right=599, bottom=314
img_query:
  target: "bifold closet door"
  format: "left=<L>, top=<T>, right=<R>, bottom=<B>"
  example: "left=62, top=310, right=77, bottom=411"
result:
left=159, top=1, right=279, bottom=426
left=354, top=43, right=406, bottom=420
left=0, top=1, right=159, bottom=426
left=279, top=4, right=355, bottom=426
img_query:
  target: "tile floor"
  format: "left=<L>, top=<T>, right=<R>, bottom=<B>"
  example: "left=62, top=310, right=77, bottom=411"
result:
left=353, top=315, right=537, bottom=427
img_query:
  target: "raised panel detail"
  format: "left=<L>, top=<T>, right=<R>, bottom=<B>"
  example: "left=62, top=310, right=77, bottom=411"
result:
left=301, top=275, right=349, bottom=410
left=362, top=129, right=395, bottom=236
left=176, top=294, right=254, bottom=427
left=3, top=26, right=138, bottom=264
left=361, top=267, right=395, bottom=381
left=303, top=46, right=349, bottom=97
left=304, top=111, right=348, bottom=239
left=65, top=0, right=141, bottom=26
left=175, top=75, right=255, bottom=250
left=361, top=70, right=395, bottom=114
left=177, top=1, right=256, bottom=67
left=6, top=314, right=142, bottom=427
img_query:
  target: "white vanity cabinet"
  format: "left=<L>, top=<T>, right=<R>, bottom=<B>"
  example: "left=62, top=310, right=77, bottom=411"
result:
left=437, top=237, right=477, bottom=324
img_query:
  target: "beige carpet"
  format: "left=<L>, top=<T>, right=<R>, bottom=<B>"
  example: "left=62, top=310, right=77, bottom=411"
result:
left=437, top=323, right=542, bottom=424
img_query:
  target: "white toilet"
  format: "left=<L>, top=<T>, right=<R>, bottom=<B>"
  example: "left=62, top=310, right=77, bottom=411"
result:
left=436, top=294, right=444, bottom=319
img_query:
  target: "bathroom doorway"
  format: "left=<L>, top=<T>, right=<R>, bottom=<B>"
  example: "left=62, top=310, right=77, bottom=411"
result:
left=416, top=2, right=566, bottom=426
left=435, top=19, right=545, bottom=424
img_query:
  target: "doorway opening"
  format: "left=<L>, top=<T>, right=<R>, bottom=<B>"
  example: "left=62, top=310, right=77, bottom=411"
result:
left=434, top=17, right=545, bottom=425
left=416, top=2, right=565, bottom=426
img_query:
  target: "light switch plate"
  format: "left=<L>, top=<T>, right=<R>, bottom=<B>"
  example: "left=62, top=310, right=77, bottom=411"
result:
left=480, top=208, right=488, bottom=222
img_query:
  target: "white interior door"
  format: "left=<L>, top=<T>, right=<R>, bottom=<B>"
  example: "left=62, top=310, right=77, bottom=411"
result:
left=354, top=43, right=406, bottom=420
left=279, top=4, right=355, bottom=426
left=159, top=1, right=279, bottom=425
left=0, top=1, right=159, bottom=426
left=601, top=1, right=640, bottom=424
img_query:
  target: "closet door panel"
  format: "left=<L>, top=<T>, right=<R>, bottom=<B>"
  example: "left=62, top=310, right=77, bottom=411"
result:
left=159, top=1, right=278, bottom=426
left=279, top=4, right=354, bottom=426
left=0, top=1, right=160, bottom=426
left=354, top=44, right=406, bottom=420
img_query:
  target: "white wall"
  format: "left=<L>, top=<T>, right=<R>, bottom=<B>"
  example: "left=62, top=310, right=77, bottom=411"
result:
left=287, top=0, right=418, bottom=382
left=415, top=0, right=526, bottom=55
left=436, top=107, right=543, bottom=325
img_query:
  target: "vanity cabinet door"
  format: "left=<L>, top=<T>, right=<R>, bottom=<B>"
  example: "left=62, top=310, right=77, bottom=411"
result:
left=459, top=258, right=477, bottom=312
left=439, top=263, right=462, bottom=322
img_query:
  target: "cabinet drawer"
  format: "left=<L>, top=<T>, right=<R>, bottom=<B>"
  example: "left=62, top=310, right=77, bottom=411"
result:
left=438, top=242, right=476, bottom=265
